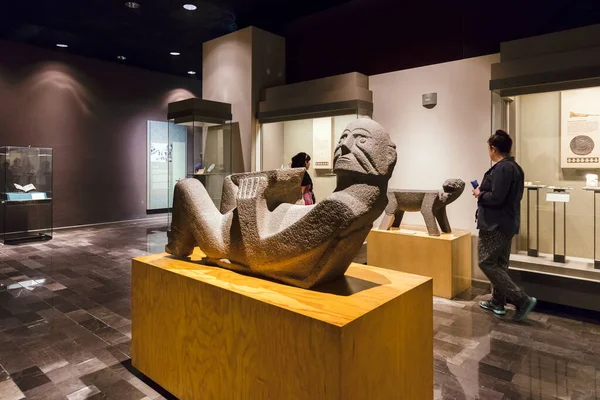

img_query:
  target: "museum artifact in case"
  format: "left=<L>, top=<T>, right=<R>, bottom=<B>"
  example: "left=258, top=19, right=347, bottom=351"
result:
left=167, top=118, right=397, bottom=289
left=379, top=179, right=465, bottom=236
left=0, top=146, right=53, bottom=244
left=166, top=98, right=234, bottom=228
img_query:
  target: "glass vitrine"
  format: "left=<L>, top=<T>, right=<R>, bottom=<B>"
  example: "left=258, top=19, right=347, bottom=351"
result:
left=258, top=112, right=368, bottom=202
left=492, top=86, right=600, bottom=276
left=0, top=146, right=53, bottom=243
left=166, top=99, right=233, bottom=229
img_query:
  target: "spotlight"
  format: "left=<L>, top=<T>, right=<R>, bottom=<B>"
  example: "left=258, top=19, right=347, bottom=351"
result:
left=56, top=44, right=68, bottom=48
left=170, top=52, right=181, bottom=56
left=188, top=71, right=196, bottom=75
left=117, top=56, right=127, bottom=61
left=183, top=4, right=197, bottom=11
left=125, top=2, right=140, bottom=8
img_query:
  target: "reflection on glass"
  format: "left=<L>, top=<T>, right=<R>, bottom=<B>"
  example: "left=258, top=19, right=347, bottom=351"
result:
left=496, top=87, right=600, bottom=272
left=259, top=113, right=360, bottom=202
left=167, top=116, right=233, bottom=229
left=0, top=146, right=53, bottom=243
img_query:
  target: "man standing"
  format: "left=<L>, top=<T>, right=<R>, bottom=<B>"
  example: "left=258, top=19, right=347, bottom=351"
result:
left=473, top=130, right=536, bottom=322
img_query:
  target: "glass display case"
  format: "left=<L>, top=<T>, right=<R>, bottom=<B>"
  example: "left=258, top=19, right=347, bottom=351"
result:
left=257, top=72, right=373, bottom=202
left=258, top=111, right=369, bottom=202
left=166, top=98, right=233, bottom=228
left=488, top=26, right=600, bottom=311
left=492, top=87, right=600, bottom=277
left=0, top=146, right=53, bottom=244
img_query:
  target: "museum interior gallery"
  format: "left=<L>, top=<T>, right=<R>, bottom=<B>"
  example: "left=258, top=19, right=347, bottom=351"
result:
left=2, top=1, right=600, bottom=399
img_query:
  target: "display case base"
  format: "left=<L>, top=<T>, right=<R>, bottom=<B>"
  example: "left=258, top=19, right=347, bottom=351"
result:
left=2, top=233, right=52, bottom=245
left=131, top=249, right=433, bottom=400
left=366, top=226, right=471, bottom=299
left=509, top=252, right=600, bottom=312
left=554, top=254, right=566, bottom=263
left=528, top=249, right=539, bottom=257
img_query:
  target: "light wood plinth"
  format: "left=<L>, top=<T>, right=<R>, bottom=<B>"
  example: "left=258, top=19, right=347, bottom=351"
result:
left=132, top=248, right=433, bottom=400
left=367, top=226, right=472, bottom=299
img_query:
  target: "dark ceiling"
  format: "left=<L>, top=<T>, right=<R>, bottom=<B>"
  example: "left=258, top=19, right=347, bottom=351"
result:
left=3, top=0, right=600, bottom=83
left=0, top=0, right=353, bottom=78
left=284, top=0, right=600, bottom=82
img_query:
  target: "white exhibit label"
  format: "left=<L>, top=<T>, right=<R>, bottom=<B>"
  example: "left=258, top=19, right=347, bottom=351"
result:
left=31, top=193, right=46, bottom=200
left=546, top=192, right=570, bottom=203
left=312, top=117, right=333, bottom=169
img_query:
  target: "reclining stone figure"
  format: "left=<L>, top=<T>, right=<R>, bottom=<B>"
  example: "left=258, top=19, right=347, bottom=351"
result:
left=379, top=179, right=465, bottom=236
left=166, top=118, right=397, bottom=289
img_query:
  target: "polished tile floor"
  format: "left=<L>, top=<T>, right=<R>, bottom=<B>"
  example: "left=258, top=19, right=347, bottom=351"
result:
left=0, top=219, right=598, bottom=400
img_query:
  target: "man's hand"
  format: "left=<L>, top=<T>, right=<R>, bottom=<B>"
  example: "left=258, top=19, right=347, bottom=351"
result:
left=472, top=188, right=480, bottom=198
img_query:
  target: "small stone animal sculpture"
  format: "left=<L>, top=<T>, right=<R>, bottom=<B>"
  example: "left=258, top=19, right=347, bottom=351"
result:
left=166, top=118, right=397, bottom=289
left=379, top=179, right=465, bottom=236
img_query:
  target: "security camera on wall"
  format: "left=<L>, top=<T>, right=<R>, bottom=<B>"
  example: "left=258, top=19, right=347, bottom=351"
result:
left=422, top=93, right=437, bottom=109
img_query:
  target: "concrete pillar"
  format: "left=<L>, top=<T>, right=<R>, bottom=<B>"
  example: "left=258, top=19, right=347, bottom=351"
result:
left=202, top=27, right=285, bottom=172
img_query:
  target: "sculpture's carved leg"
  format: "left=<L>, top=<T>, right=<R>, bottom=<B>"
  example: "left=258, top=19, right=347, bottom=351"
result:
left=378, top=213, right=395, bottom=230
left=166, top=181, right=197, bottom=257
left=421, top=194, right=440, bottom=236
left=220, top=175, right=238, bottom=214
left=379, top=192, right=399, bottom=230
left=166, top=178, right=229, bottom=258
left=435, top=207, right=452, bottom=233
left=391, top=210, right=404, bottom=228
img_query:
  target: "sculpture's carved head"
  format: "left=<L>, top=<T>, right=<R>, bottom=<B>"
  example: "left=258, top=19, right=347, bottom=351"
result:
left=440, top=179, right=465, bottom=204
left=333, top=118, right=397, bottom=178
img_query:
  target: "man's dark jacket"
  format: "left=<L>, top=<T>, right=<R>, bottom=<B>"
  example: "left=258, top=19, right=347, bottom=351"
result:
left=477, top=157, right=524, bottom=236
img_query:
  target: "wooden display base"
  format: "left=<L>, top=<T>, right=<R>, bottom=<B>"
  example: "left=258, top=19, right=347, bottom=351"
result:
left=367, top=226, right=472, bottom=299
left=132, top=248, right=433, bottom=400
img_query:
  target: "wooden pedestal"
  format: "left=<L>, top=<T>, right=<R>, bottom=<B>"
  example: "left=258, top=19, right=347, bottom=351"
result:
left=367, top=226, right=472, bottom=299
left=132, top=248, right=433, bottom=400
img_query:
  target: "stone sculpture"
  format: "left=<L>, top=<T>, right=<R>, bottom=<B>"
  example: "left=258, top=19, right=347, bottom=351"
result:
left=379, top=179, right=465, bottom=236
left=166, top=118, right=397, bottom=289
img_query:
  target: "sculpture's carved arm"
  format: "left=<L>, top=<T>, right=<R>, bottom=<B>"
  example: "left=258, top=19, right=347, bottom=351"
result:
left=253, top=192, right=363, bottom=259
left=233, top=178, right=362, bottom=261
left=235, top=176, right=269, bottom=246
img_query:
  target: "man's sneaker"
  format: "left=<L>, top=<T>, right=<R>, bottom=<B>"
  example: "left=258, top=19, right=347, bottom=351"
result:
left=514, top=297, right=537, bottom=322
left=479, top=300, right=506, bottom=315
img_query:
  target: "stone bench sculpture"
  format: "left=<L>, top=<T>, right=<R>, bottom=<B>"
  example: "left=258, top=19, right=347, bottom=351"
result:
left=379, top=179, right=465, bottom=236
left=166, top=118, right=397, bottom=289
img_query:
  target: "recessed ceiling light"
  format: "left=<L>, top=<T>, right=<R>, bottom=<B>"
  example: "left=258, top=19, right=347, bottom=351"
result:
left=187, top=71, right=196, bottom=75
left=56, top=44, right=68, bottom=48
left=170, top=52, right=181, bottom=56
left=125, top=2, right=140, bottom=8
left=117, top=56, right=127, bottom=61
left=183, top=4, right=197, bottom=11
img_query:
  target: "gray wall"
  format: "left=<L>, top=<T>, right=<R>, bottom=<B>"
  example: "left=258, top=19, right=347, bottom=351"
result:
left=203, top=27, right=286, bottom=172
left=0, top=40, right=202, bottom=227
left=369, top=54, right=500, bottom=282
